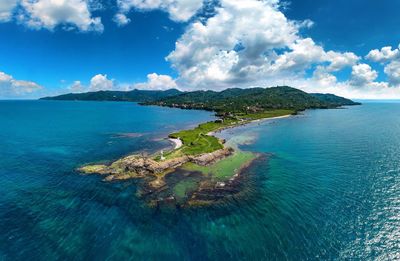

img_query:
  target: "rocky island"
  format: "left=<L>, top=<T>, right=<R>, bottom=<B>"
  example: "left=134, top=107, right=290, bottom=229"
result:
left=42, top=86, right=360, bottom=207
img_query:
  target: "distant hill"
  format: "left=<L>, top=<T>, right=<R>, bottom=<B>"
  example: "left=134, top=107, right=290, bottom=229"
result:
left=144, top=86, right=360, bottom=114
left=309, top=93, right=360, bottom=107
left=40, top=89, right=182, bottom=102
left=41, top=86, right=360, bottom=114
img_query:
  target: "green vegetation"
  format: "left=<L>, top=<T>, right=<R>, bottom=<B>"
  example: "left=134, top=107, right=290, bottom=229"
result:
left=183, top=150, right=257, bottom=180
left=165, top=109, right=294, bottom=158
left=146, top=86, right=360, bottom=114
left=166, top=120, right=231, bottom=157
left=309, top=93, right=360, bottom=107
left=72, top=86, right=361, bottom=206
left=40, top=89, right=182, bottom=102
left=41, top=87, right=360, bottom=113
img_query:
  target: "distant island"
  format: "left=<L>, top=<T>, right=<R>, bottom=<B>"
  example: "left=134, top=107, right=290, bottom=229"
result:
left=42, top=86, right=360, bottom=207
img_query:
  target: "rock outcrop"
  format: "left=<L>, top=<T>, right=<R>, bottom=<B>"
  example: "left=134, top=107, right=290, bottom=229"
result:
left=79, top=147, right=234, bottom=183
left=191, top=147, right=233, bottom=166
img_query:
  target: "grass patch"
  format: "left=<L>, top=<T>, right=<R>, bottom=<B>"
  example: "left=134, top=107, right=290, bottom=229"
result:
left=166, top=120, right=236, bottom=158
left=183, top=151, right=257, bottom=181
left=164, top=109, right=293, bottom=159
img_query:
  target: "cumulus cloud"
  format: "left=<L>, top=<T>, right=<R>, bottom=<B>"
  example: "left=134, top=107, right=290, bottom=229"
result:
left=287, top=76, right=395, bottom=99
left=312, top=66, right=338, bottom=86
left=18, top=0, right=103, bottom=32
left=0, top=0, right=18, bottom=22
left=0, top=71, right=43, bottom=98
left=270, top=38, right=326, bottom=74
left=2, top=0, right=400, bottom=99
left=66, top=73, right=177, bottom=92
left=89, top=74, right=114, bottom=91
left=113, top=13, right=131, bottom=26
left=350, top=64, right=378, bottom=86
left=325, top=51, right=360, bottom=72
left=166, top=0, right=359, bottom=90
left=366, top=46, right=400, bottom=63
left=68, top=80, right=85, bottom=93
left=364, top=44, right=400, bottom=87
left=134, top=73, right=177, bottom=90
left=346, top=63, right=388, bottom=91
left=64, top=74, right=116, bottom=93
left=384, top=61, right=400, bottom=86
left=116, top=0, right=203, bottom=23
left=167, top=0, right=300, bottom=87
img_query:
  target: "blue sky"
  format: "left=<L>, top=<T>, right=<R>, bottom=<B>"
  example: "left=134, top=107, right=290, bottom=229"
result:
left=1, top=0, right=400, bottom=99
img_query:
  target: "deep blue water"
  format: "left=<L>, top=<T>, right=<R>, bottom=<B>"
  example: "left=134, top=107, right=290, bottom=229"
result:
left=1, top=101, right=400, bottom=260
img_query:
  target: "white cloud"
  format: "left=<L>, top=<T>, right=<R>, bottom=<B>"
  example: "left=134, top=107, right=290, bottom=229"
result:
left=326, top=51, right=360, bottom=72
left=116, top=0, right=203, bottom=23
left=270, top=38, right=326, bottom=74
left=2, top=0, right=399, bottom=99
left=111, top=0, right=400, bottom=98
left=0, top=0, right=18, bottom=22
left=89, top=74, right=114, bottom=91
left=269, top=40, right=359, bottom=77
left=19, top=0, right=103, bottom=32
left=134, top=73, right=177, bottom=90
left=167, top=0, right=300, bottom=88
left=384, top=61, right=400, bottom=86
left=366, top=46, right=400, bottom=63
left=350, top=63, right=378, bottom=86
left=312, top=66, right=338, bottom=86
left=347, top=63, right=388, bottom=91
left=66, top=73, right=176, bottom=92
left=0, top=71, right=43, bottom=98
left=287, top=77, right=394, bottom=99
left=364, top=44, right=400, bottom=87
left=69, top=80, right=85, bottom=92
left=297, top=19, right=314, bottom=29
left=64, top=74, right=116, bottom=93
left=166, top=0, right=359, bottom=91
left=113, top=13, right=131, bottom=26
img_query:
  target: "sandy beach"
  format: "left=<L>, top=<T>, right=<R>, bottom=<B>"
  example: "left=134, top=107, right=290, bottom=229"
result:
left=169, top=138, right=183, bottom=149
left=207, top=114, right=293, bottom=136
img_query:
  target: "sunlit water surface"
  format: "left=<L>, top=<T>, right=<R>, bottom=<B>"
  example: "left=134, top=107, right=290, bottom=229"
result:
left=1, top=101, right=399, bottom=260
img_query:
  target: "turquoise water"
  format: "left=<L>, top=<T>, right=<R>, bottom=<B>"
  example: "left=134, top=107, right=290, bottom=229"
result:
left=1, top=101, right=400, bottom=260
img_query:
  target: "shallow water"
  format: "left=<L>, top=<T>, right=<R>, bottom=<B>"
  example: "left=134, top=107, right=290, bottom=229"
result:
left=1, top=101, right=400, bottom=260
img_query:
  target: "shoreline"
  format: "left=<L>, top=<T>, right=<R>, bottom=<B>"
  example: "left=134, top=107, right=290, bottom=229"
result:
left=169, top=138, right=183, bottom=150
left=208, top=113, right=293, bottom=136
left=251, top=114, right=292, bottom=122
left=79, top=111, right=294, bottom=207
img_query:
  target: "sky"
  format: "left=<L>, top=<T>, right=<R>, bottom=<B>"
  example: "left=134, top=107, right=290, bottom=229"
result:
left=1, top=0, right=400, bottom=99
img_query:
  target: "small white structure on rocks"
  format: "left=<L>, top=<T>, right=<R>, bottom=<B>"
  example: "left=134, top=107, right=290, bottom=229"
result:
left=216, top=182, right=226, bottom=188
left=160, top=150, right=165, bottom=161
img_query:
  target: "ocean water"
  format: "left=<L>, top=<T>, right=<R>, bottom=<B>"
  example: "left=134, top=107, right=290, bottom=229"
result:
left=1, top=101, right=400, bottom=260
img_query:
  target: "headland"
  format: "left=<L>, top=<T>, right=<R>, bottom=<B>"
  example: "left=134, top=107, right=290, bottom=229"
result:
left=43, top=86, right=360, bottom=207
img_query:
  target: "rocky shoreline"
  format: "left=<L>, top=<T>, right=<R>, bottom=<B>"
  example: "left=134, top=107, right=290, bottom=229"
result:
left=79, top=145, right=250, bottom=207
left=78, top=114, right=293, bottom=207
left=80, top=147, right=234, bottom=184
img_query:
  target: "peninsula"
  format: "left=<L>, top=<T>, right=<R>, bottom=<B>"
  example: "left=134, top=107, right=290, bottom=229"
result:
left=42, top=86, right=360, bottom=207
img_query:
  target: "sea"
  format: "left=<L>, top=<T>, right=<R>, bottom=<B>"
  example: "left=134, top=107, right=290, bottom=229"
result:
left=0, top=100, right=399, bottom=260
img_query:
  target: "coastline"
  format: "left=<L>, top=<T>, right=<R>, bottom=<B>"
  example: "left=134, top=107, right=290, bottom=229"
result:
left=169, top=138, right=183, bottom=150
left=79, top=111, right=294, bottom=207
left=207, top=114, right=293, bottom=136
left=252, top=114, right=292, bottom=122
